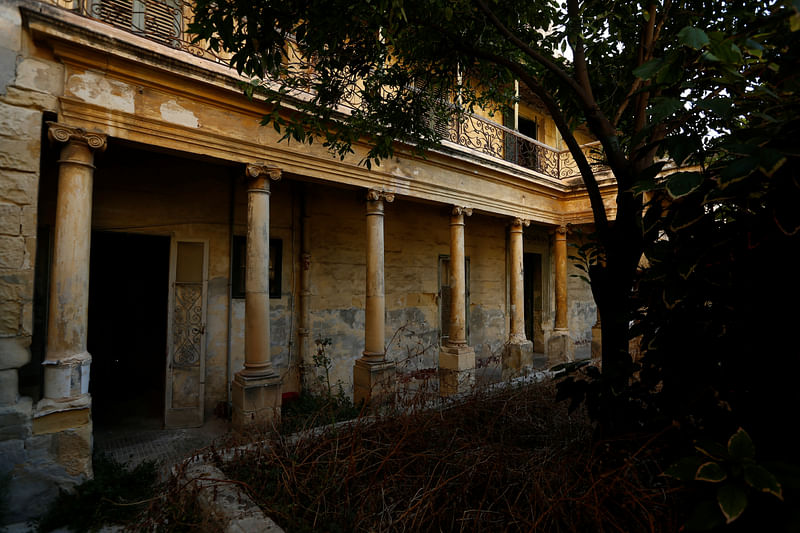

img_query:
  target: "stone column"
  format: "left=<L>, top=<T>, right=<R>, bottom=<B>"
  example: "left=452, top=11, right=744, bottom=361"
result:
left=439, top=206, right=475, bottom=395
left=503, top=218, right=533, bottom=379
left=354, top=189, right=396, bottom=406
left=547, top=224, right=572, bottom=362
left=41, top=124, right=106, bottom=405
left=34, top=123, right=106, bottom=482
left=298, top=187, right=312, bottom=382
left=232, top=163, right=283, bottom=431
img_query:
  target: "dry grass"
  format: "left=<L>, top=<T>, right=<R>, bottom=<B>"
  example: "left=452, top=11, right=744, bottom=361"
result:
left=200, top=380, right=680, bottom=532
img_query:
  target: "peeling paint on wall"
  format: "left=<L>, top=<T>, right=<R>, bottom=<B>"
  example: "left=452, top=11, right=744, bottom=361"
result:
left=159, top=99, right=199, bottom=128
left=65, top=70, right=135, bottom=114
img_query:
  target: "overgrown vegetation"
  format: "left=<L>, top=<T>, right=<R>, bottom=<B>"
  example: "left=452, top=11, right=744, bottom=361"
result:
left=215, top=380, right=679, bottom=532
left=36, top=455, right=158, bottom=532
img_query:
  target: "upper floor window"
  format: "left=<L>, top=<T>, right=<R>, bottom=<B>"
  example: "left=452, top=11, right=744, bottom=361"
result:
left=86, top=0, right=182, bottom=46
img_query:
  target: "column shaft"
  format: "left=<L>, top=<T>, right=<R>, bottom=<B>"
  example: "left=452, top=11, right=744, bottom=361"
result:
left=448, top=209, right=469, bottom=346
left=364, top=195, right=387, bottom=357
left=439, top=206, right=475, bottom=396
left=233, top=163, right=282, bottom=431
left=242, top=174, right=274, bottom=377
left=354, top=189, right=396, bottom=407
left=43, top=124, right=106, bottom=400
left=554, top=225, right=568, bottom=331
left=509, top=219, right=527, bottom=341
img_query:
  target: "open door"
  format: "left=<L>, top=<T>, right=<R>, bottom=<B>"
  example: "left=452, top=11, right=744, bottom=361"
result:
left=164, top=239, right=208, bottom=428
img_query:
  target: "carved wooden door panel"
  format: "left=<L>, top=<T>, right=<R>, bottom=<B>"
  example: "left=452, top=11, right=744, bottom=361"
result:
left=164, top=239, right=208, bottom=428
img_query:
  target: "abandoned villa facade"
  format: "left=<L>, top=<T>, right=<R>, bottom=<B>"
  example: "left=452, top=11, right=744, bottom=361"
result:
left=0, top=0, right=618, bottom=522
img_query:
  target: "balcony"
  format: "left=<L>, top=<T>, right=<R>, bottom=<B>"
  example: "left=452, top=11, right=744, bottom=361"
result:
left=43, top=0, right=609, bottom=181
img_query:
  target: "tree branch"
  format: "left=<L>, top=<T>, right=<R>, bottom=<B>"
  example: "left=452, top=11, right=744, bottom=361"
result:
left=473, top=0, right=589, bottom=104
left=566, top=0, right=595, bottom=103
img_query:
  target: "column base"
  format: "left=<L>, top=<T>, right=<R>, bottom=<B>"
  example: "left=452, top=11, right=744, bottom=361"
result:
left=33, top=395, right=93, bottom=480
left=439, top=343, right=475, bottom=396
left=353, top=357, right=396, bottom=407
left=547, top=329, right=573, bottom=365
left=502, top=339, right=533, bottom=380
left=231, top=371, right=282, bottom=433
left=42, top=351, right=91, bottom=400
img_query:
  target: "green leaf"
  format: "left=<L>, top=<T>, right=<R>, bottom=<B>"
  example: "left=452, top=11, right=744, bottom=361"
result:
left=697, top=98, right=734, bottom=119
left=696, top=440, right=728, bottom=460
left=650, top=97, right=683, bottom=121
left=670, top=204, right=705, bottom=231
left=709, top=40, right=743, bottom=64
left=678, top=26, right=710, bottom=50
left=696, top=462, right=727, bottom=482
left=666, top=171, right=704, bottom=199
left=744, top=464, right=783, bottom=500
left=719, top=157, right=758, bottom=187
left=717, top=484, right=747, bottom=523
left=727, top=428, right=755, bottom=460
left=633, top=58, right=664, bottom=80
left=664, top=456, right=704, bottom=482
left=757, top=149, right=786, bottom=177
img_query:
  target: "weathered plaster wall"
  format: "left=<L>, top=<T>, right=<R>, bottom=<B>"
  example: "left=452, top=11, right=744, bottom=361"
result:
left=304, top=185, right=512, bottom=395
left=384, top=201, right=448, bottom=377
left=465, top=213, right=508, bottom=364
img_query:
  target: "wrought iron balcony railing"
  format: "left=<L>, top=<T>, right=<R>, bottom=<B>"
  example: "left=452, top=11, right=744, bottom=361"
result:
left=43, top=0, right=609, bottom=181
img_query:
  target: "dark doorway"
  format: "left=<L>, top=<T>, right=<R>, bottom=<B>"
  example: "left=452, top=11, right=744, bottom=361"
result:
left=523, top=253, right=544, bottom=353
left=88, top=232, right=170, bottom=429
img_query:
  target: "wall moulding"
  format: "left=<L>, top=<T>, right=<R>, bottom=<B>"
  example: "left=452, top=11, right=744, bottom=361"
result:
left=58, top=98, right=569, bottom=225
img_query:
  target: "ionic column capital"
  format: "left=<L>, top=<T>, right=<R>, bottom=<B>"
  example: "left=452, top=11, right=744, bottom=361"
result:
left=451, top=206, right=473, bottom=217
left=246, top=163, right=282, bottom=190
left=510, top=218, right=530, bottom=230
left=366, top=189, right=395, bottom=203
left=47, top=122, right=107, bottom=151
left=554, top=224, right=568, bottom=238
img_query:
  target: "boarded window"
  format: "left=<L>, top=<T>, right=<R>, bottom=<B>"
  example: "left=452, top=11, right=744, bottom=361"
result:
left=231, top=236, right=282, bottom=300
left=88, top=0, right=182, bottom=46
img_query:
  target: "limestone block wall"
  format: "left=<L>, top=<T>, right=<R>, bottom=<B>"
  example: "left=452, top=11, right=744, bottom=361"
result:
left=0, top=1, right=73, bottom=522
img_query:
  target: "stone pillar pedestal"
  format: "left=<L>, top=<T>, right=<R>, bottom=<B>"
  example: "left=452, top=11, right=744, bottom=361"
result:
left=439, top=207, right=475, bottom=395
left=232, top=164, right=283, bottom=432
left=503, top=218, right=533, bottom=379
left=503, top=341, right=533, bottom=380
left=354, top=190, right=396, bottom=406
left=231, top=373, right=281, bottom=430
left=547, top=329, right=573, bottom=365
left=353, top=358, right=396, bottom=406
left=440, top=343, right=476, bottom=395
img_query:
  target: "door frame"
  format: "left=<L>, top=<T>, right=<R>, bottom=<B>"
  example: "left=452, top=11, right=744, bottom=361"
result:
left=164, top=237, right=209, bottom=428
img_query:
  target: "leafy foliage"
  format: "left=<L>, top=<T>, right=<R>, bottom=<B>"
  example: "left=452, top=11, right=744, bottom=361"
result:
left=664, top=429, right=786, bottom=530
left=190, top=1, right=800, bottom=499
